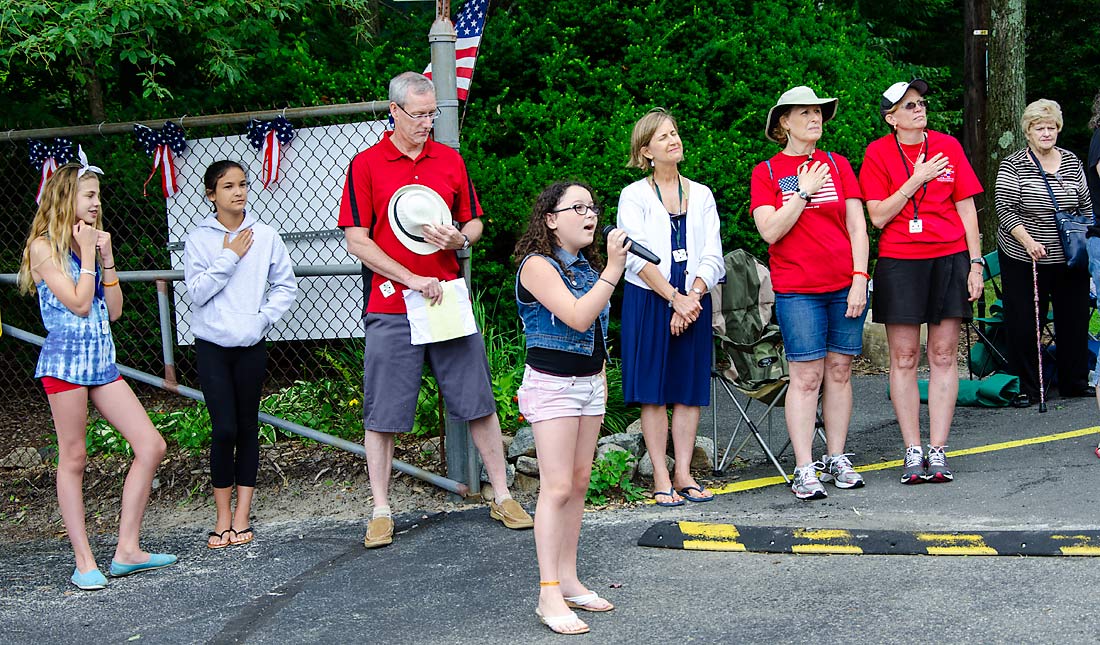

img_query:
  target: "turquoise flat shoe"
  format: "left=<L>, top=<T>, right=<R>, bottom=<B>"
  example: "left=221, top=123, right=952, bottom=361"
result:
left=70, top=567, right=107, bottom=590
left=109, top=553, right=177, bottom=577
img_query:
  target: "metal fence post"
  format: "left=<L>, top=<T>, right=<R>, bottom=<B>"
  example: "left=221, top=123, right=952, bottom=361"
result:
left=430, top=5, right=482, bottom=501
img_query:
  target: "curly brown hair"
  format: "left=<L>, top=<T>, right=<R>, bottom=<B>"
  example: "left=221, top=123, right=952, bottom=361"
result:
left=512, top=181, right=605, bottom=279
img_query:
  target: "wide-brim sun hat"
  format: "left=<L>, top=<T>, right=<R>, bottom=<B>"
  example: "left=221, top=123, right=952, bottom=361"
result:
left=880, top=78, right=930, bottom=117
left=764, top=86, right=839, bottom=143
left=387, top=184, right=450, bottom=255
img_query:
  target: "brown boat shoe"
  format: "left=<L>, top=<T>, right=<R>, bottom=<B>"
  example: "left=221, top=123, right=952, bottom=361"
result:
left=489, top=498, right=534, bottom=529
left=363, top=516, right=394, bottom=548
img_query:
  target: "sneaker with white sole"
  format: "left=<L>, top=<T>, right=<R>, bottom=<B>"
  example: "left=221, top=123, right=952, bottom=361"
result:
left=925, top=445, right=953, bottom=482
left=901, top=445, right=925, bottom=485
left=791, top=462, right=827, bottom=500
left=819, top=453, right=865, bottom=489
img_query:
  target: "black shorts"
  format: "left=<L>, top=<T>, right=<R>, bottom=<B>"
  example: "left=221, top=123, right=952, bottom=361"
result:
left=872, top=250, right=973, bottom=325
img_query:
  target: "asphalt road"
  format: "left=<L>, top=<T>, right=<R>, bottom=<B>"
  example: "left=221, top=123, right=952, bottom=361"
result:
left=3, top=375, right=1100, bottom=644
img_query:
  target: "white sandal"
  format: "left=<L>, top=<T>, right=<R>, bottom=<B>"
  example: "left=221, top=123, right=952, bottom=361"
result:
left=564, top=592, right=615, bottom=612
left=535, top=608, right=590, bottom=635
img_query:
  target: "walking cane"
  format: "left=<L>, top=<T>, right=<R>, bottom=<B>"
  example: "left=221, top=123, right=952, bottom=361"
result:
left=1032, top=259, right=1047, bottom=413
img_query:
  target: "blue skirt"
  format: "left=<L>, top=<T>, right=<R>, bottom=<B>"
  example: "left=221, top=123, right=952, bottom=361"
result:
left=621, top=283, right=712, bottom=406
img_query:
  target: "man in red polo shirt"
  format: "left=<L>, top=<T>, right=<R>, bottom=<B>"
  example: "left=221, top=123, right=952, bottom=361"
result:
left=338, top=72, right=532, bottom=548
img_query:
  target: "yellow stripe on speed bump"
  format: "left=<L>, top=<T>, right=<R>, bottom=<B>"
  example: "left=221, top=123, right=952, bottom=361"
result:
left=637, top=522, right=1100, bottom=556
left=678, top=426, right=1100, bottom=500
left=680, top=520, right=746, bottom=552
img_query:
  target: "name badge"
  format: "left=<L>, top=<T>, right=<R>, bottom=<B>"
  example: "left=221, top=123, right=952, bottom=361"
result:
left=379, top=280, right=396, bottom=298
left=100, top=320, right=111, bottom=336
left=672, top=248, right=689, bottom=263
left=909, top=219, right=923, bottom=234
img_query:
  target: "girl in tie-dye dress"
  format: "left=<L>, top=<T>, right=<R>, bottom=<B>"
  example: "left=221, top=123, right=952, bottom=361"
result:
left=18, top=161, right=176, bottom=591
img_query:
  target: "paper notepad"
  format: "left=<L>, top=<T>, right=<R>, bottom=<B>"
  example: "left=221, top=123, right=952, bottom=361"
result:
left=403, top=279, right=478, bottom=345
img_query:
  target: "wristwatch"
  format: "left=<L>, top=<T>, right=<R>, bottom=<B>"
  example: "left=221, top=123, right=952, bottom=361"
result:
left=796, top=189, right=812, bottom=203
left=461, top=234, right=471, bottom=250
left=970, top=257, right=986, bottom=267
left=690, top=287, right=704, bottom=296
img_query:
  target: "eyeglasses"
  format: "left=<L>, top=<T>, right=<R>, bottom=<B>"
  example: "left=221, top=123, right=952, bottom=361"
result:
left=901, top=99, right=928, bottom=111
left=551, top=203, right=601, bottom=216
left=396, top=104, right=442, bottom=121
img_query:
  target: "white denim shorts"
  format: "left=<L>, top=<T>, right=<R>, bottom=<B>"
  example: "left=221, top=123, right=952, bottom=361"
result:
left=516, top=365, right=606, bottom=424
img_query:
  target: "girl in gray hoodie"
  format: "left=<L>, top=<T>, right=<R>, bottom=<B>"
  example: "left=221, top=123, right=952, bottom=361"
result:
left=184, top=160, right=297, bottom=549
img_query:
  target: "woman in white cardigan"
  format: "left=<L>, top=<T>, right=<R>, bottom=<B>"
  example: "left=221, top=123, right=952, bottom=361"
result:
left=616, top=108, right=725, bottom=506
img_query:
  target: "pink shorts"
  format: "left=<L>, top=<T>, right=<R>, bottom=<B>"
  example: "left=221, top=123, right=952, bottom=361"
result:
left=516, top=365, right=606, bottom=424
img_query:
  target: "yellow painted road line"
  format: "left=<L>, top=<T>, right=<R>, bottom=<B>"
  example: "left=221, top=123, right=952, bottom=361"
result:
left=674, top=426, right=1100, bottom=501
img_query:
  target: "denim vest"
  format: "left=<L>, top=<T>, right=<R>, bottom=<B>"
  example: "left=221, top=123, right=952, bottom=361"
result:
left=516, top=248, right=609, bottom=356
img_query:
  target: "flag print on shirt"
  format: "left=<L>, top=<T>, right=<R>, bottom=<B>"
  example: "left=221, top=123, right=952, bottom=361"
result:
left=778, top=173, right=838, bottom=206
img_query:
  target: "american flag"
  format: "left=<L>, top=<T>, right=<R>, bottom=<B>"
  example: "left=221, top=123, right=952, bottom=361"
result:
left=777, top=174, right=838, bottom=206
left=424, top=0, right=488, bottom=101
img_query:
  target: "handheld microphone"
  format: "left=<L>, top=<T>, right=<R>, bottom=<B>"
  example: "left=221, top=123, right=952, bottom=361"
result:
left=601, top=225, right=661, bottom=265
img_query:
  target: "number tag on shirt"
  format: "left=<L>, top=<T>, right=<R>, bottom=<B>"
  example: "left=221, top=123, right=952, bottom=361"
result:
left=379, top=280, right=396, bottom=298
left=909, top=219, right=923, bottom=234
left=672, top=248, right=689, bottom=263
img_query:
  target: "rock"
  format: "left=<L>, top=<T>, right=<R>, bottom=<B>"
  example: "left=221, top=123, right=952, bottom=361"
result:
left=419, top=437, right=441, bottom=457
left=515, top=456, right=540, bottom=476
left=507, top=426, right=536, bottom=459
left=637, top=452, right=674, bottom=479
left=480, top=462, right=515, bottom=487
left=500, top=435, right=514, bottom=450
left=151, top=477, right=161, bottom=490
left=0, top=447, right=42, bottom=469
left=597, top=432, right=644, bottom=457
left=690, top=436, right=715, bottom=471
left=863, top=318, right=927, bottom=370
left=624, top=418, right=643, bottom=434
left=513, top=472, right=540, bottom=493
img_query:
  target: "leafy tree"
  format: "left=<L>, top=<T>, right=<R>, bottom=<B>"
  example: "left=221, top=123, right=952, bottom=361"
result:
left=0, top=0, right=381, bottom=122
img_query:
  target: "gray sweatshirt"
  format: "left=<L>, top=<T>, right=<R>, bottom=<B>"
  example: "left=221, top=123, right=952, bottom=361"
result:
left=184, top=212, right=297, bottom=347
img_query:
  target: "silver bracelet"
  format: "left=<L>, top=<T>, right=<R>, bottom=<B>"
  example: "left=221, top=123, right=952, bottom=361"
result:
left=79, top=268, right=96, bottom=277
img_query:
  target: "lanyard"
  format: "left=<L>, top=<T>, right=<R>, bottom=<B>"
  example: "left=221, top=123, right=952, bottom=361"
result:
left=651, top=175, right=684, bottom=216
left=894, top=133, right=928, bottom=221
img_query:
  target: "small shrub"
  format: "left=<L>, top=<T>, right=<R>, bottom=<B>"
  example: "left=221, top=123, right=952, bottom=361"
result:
left=586, top=450, right=646, bottom=506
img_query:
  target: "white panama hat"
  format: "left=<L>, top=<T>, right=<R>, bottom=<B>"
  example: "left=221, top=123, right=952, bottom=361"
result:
left=765, top=86, right=839, bottom=143
left=387, top=184, right=450, bottom=255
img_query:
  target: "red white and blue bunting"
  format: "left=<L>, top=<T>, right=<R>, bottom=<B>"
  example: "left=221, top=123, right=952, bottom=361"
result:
left=134, top=122, right=187, bottom=198
left=247, top=117, right=295, bottom=189
left=28, top=138, right=74, bottom=203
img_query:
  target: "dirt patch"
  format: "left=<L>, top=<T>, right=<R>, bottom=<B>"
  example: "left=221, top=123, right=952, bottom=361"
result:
left=0, top=382, right=509, bottom=543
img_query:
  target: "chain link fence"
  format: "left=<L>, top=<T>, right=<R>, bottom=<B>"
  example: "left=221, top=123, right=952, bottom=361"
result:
left=0, top=104, right=390, bottom=417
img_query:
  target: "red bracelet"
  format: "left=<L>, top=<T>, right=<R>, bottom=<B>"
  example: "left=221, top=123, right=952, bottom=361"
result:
left=852, top=271, right=871, bottom=280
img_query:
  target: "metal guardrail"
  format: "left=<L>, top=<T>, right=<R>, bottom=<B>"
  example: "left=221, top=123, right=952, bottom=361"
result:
left=0, top=266, right=470, bottom=497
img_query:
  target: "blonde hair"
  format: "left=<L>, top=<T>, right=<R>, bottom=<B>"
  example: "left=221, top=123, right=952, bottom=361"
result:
left=1020, top=99, right=1063, bottom=134
left=17, top=164, right=103, bottom=294
left=627, top=108, right=679, bottom=171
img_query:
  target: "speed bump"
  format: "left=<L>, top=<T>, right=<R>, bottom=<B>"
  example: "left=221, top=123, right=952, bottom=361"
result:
left=638, top=521, right=1100, bottom=556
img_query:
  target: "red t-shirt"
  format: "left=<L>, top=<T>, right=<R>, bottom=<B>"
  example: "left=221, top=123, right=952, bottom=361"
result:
left=750, top=150, right=862, bottom=293
left=337, top=133, right=482, bottom=314
left=859, top=130, right=982, bottom=260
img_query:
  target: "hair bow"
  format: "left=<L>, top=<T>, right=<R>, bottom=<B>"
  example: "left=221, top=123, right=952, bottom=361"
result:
left=76, top=146, right=104, bottom=179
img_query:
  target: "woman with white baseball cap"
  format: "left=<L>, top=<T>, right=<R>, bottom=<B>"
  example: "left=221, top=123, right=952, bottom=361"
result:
left=750, top=85, right=870, bottom=500
left=859, top=79, right=984, bottom=485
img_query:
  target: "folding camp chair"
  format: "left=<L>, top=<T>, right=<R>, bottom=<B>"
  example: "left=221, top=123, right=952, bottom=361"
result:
left=967, top=250, right=1010, bottom=378
left=709, top=250, right=824, bottom=483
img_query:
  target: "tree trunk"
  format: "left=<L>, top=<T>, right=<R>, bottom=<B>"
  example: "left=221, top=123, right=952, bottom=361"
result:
left=963, top=0, right=990, bottom=249
left=82, top=58, right=106, bottom=122
left=984, top=0, right=1026, bottom=248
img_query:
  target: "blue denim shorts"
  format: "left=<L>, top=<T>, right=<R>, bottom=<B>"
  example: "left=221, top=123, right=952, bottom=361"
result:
left=774, top=287, right=868, bottom=362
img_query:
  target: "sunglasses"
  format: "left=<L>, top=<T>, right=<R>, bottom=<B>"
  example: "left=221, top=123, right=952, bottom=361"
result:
left=900, top=99, right=928, bottom=111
